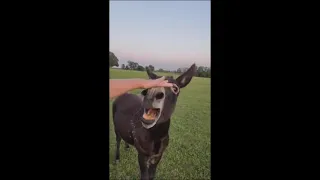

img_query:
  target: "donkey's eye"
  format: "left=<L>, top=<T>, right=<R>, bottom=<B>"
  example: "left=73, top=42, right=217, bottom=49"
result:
left=171, top=84, right=180, bottom=94
left=141, top=89, right=148, bottom=96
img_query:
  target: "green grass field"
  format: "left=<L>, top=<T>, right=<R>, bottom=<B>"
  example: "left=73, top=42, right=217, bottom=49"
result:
left=109, top=69, right=211, bottom=180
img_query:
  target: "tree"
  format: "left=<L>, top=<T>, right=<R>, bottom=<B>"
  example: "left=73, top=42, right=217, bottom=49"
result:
left=158, top=68, right=164, bottom=72
left=109, top=52, right=119, bottom=67
left=137, top=65, right=145, bottom=71
left=195, top=66, right=211, bottom=78
left=121, top=64, right=125, bottom=69
left=125, top=65, right=129, bottom=70
left=196, top=66, right=206, bottom=77
left=127, top=61, right=139, bottom=70
left=177, top=68, right=182, bottom=73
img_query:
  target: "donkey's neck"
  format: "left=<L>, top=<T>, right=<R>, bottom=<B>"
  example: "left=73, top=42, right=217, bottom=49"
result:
left=148, top=119, right=171, bottom=139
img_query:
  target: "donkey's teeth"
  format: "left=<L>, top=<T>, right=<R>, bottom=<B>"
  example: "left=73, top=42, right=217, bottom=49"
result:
left=143, top=113, right=155, bottom=120
left=143, top=108, right=160, bottom=121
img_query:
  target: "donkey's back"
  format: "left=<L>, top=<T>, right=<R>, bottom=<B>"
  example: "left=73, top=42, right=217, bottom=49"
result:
left=112, top=93, right=144, bottom=144
left=112, top=93, right=143, bottom=120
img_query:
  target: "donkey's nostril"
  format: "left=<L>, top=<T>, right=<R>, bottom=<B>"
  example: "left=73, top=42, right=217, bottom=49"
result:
left=141, top=89, right=148, bottom=96
left=155, top=92, right=164, bottom=100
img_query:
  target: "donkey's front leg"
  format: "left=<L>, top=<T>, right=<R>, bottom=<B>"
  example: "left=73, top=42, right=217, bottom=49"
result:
left=148, top=136, right=169, bottom=180
left=138, top=153, right=149, bottom=180
left=148, top=154, right=162, bottom=180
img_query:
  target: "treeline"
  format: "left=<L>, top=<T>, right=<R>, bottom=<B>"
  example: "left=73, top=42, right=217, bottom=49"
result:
left=177, top=66, right=211, bottom=78
left=121, top=61, right=155, bottom=72
left=120, top=60, right=211, bottom=78
left=110, top=52, right=210, bottom=78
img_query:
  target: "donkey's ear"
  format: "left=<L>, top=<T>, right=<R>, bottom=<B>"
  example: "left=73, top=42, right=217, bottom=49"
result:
left=146, top=67, right=159, bottom=79
left=176, top=64, right=196, bottom=88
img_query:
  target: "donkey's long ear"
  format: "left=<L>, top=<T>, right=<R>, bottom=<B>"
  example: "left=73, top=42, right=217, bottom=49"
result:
left=176, top=64, right=196, bottom=88
left=146, top=67, right=159, bottom=79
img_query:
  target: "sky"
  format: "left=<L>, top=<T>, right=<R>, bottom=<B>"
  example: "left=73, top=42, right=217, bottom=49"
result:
left=110, top=1, right=210, bottom=71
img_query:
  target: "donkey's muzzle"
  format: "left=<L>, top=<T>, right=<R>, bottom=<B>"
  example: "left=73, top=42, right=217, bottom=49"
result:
left=142, top=108, right=160, bottom=124
left=141, top=118, right=155, bottom=125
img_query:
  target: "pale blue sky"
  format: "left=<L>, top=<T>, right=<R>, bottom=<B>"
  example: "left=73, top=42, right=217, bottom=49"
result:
left=110, top=1, right=211, bottom=70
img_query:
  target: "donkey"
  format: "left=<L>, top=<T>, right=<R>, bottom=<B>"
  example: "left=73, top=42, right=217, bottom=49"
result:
left=112, top=64, right=196, bottom=180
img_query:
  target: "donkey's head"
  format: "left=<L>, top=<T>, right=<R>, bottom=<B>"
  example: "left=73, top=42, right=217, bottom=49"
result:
left=140, top=64, right=196, bottom=129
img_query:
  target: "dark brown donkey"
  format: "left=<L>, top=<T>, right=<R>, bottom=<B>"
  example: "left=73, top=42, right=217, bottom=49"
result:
left=112, top=64, right=196, bottom=180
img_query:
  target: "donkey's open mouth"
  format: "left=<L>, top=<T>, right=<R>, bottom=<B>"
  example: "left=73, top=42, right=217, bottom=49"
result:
left=142, top=108, right=161, bottom=124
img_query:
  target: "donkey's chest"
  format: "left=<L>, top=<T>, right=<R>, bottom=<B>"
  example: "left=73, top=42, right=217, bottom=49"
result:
left=135, top=133, right=164, bottom=155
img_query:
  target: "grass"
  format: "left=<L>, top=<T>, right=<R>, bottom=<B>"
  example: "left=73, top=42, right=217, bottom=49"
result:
left=109, top=69, right=211, bottom=180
